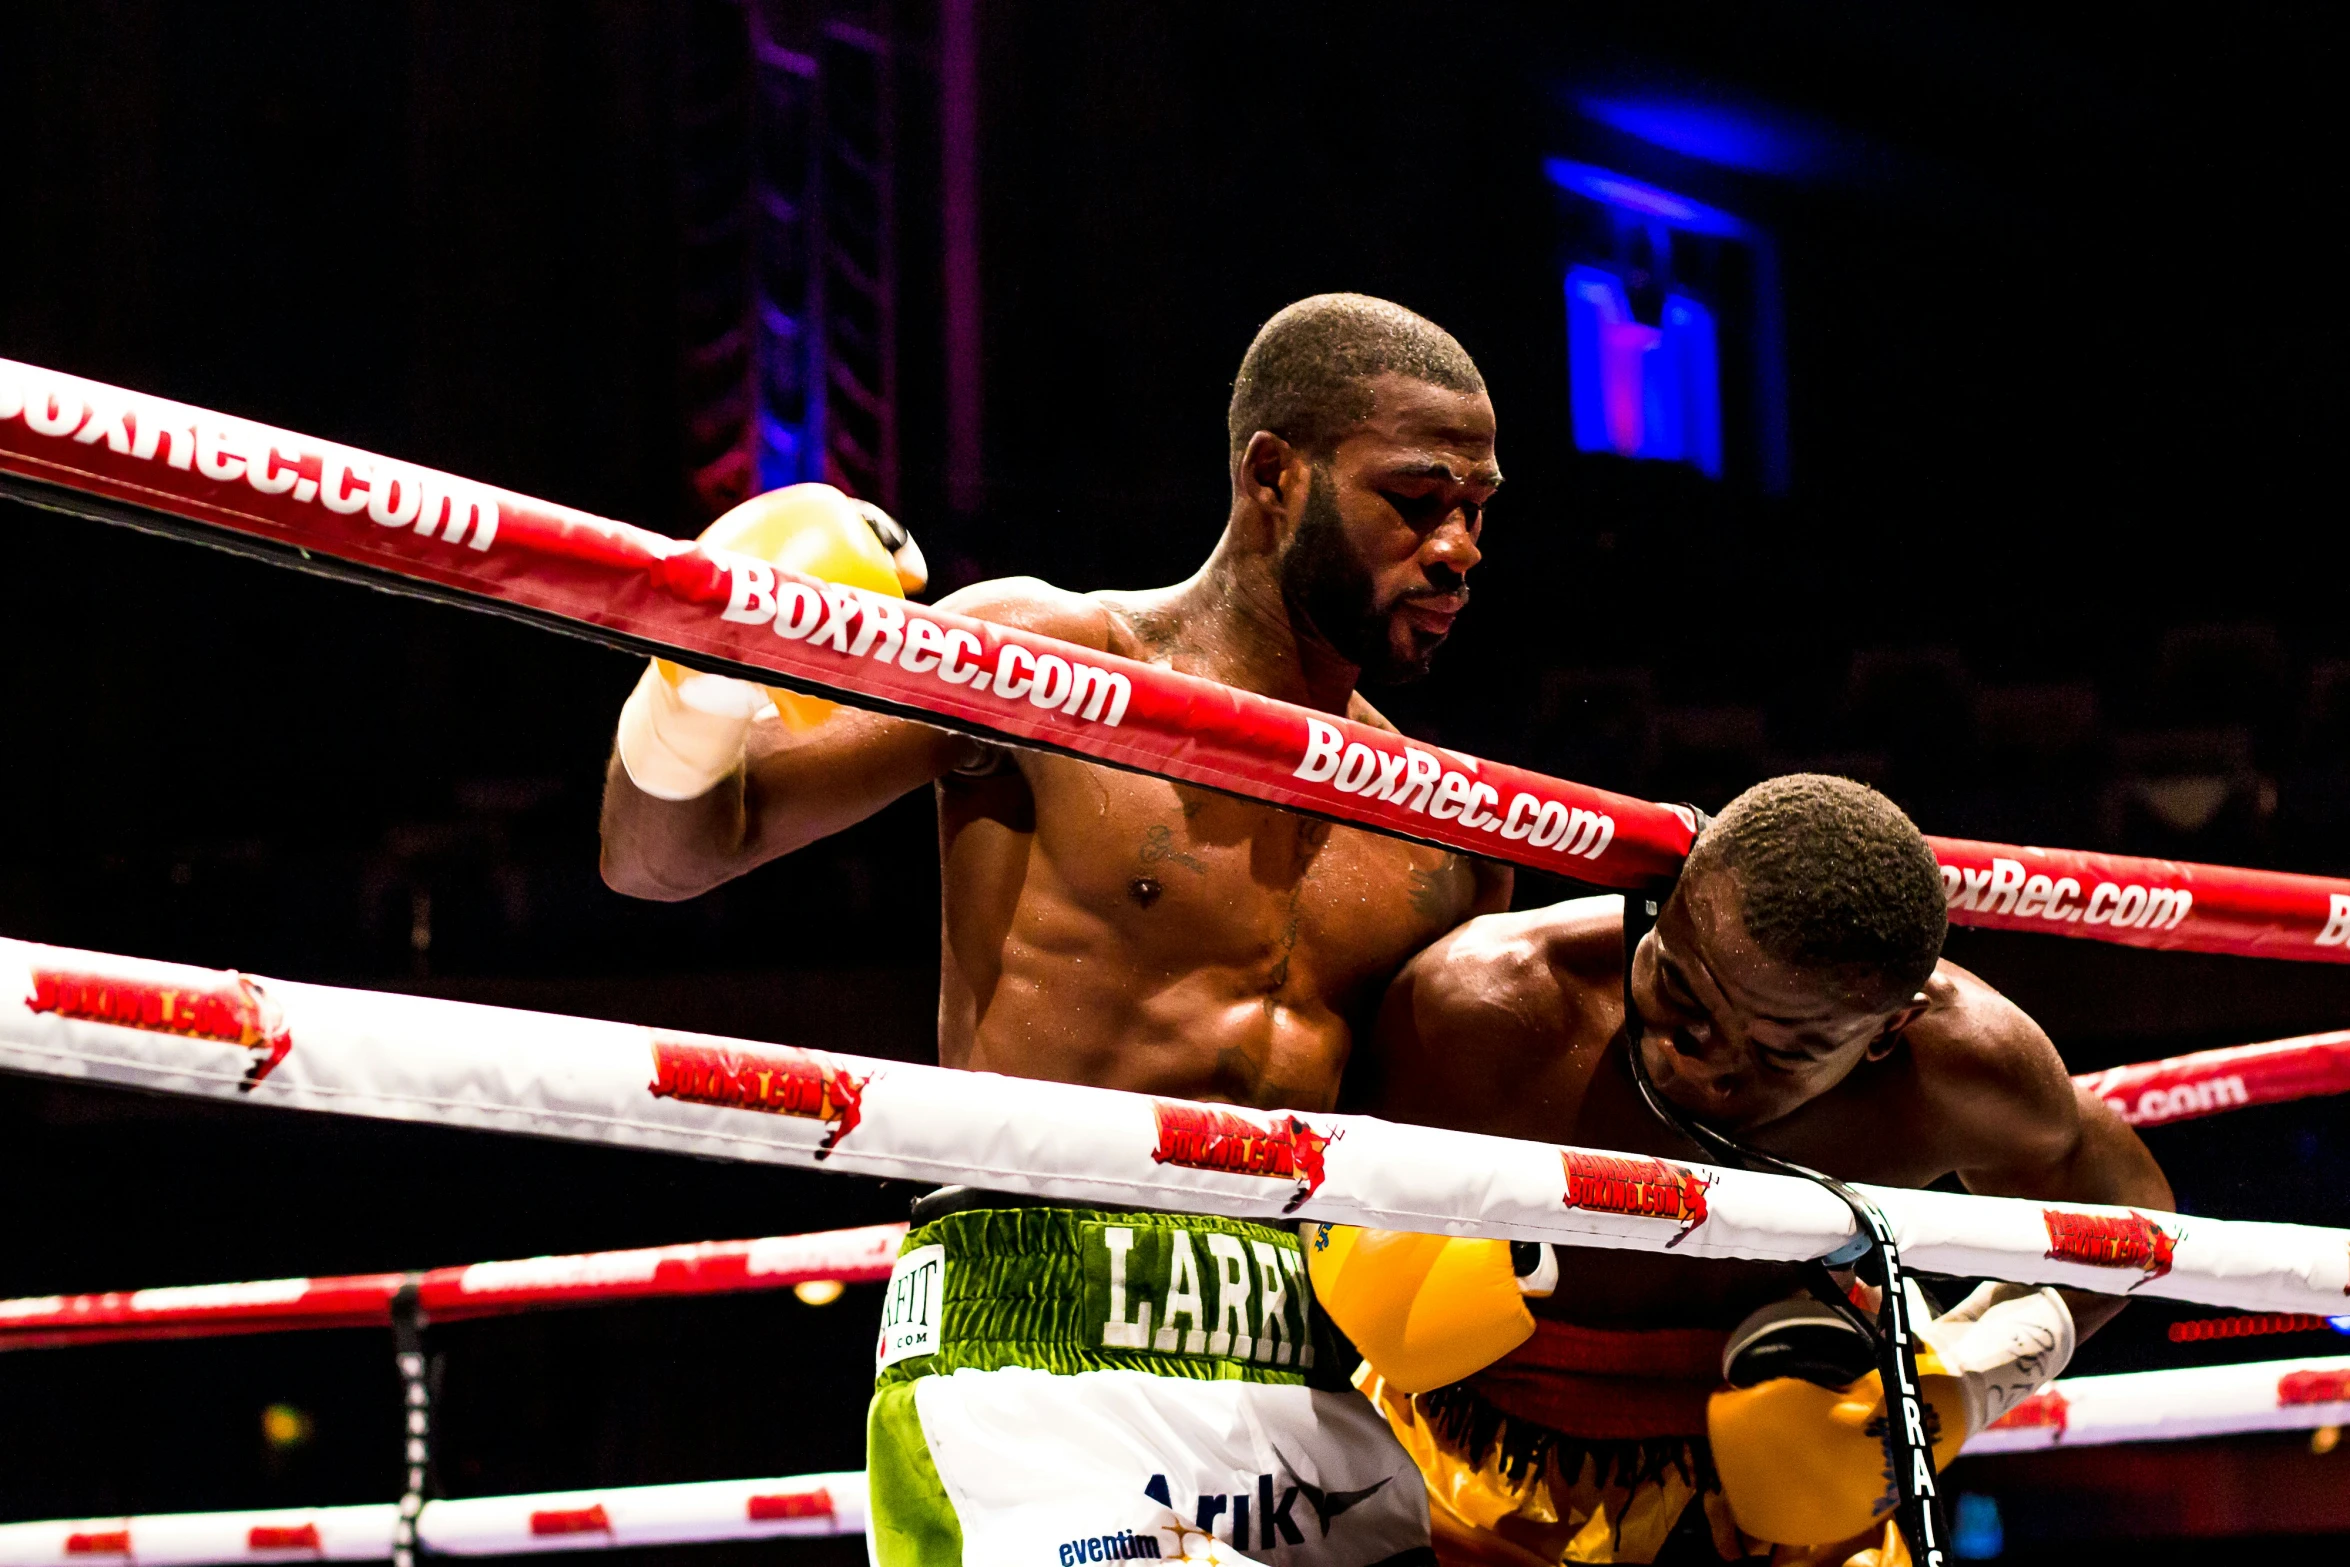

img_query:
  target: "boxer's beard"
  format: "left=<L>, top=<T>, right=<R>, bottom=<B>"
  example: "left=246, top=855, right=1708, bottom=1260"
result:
left=1280, top=465, right=1439, bottom=684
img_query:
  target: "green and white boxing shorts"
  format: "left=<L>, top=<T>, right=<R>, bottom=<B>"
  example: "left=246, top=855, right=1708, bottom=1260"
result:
left=865, top=1203, right=1432, bottom=1567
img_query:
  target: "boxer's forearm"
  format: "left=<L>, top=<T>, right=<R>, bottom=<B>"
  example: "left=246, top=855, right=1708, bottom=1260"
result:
left=600, top=707, right=973, bottom=900
left=2059, top=1085, right=2177, bottom=1212
left=2057, top=1287, right=2129, bottom=1340
left=2050, top=1096, right=2174, bottom=1341
left=599, top=750, right=754, bottom=900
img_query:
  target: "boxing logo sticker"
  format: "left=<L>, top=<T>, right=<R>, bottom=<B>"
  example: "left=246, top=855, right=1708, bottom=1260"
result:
left=26, top=964, right=292, bottom=1090
left=2040, top=1208, right=2176, bottom=1285
left=529, top=1507, right=612, bottom=1538
left=1988, top=1387, right=2070, bottom=1438
left=247, top=1527, right=323, bottom=1552
left=1560, top=1151, right=1711, bottom=1246
left=1149, top=1103, right=1334, bottom=1213
left=2277, top=1368, right=2350, bottom=1406
left=713, top=559, right=1133, bottom=725
left=745, top=1489, right=835, bottom=1523
left=647, top=1036, right=866, bottom=1158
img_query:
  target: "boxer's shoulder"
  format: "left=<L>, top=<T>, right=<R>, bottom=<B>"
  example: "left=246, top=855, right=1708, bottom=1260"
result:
left=934, top=575, right=1118, bottom=648
left=1372, top=906, right=1616, bottom=1127
left=1387, top=899, right=1620, bottom=1045
left=1900, top=959, right=2080, bottom=1160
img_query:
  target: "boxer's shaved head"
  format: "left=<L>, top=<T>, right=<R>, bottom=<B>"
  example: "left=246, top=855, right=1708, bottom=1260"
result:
left=1689, top=775, right=1948, bottom=1002
left=1227, top=294, right=1485, bottom=464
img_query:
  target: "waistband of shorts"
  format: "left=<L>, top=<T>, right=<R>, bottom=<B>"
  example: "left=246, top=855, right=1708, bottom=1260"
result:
left=1499, top=1318, right=1729, bottom=1382
left=877, top=1202, right=1346, bottom=1390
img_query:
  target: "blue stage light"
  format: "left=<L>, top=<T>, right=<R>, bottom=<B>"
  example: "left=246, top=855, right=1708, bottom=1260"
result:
left=1953, top=1493, right=2005, bottom=1559
left=1564, top=267, right=1722, bottom=477
left=1575, top=95, right=1842, bottom=180
left=1542, top=159, right=1750, bottom=238
left=1545, top=160, right=1786, bottom=491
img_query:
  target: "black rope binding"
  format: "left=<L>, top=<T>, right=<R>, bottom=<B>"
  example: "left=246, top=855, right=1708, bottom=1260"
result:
left=390, top=1277, right=433, bottom=1567
left=1619, top=890, right=1950, bottom=1567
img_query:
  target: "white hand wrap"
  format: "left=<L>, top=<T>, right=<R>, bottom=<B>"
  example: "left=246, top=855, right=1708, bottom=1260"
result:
left=1918, top=1281, right=2076, bottom=1434
left=614, top=662, right=770, bottom=801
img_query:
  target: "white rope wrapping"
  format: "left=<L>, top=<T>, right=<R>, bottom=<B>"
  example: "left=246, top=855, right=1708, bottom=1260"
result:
left=3, top=938, right=2345, bottom=1313
left=1968, top=1355, right=2350, bottom=1454
left=1, top=1357, right=2341, bottom=1565
left=0, top=1474, right=864, bottom=1566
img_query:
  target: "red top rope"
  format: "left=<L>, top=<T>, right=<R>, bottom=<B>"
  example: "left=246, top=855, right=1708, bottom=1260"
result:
left=5, top=356, right=2348, bottom=961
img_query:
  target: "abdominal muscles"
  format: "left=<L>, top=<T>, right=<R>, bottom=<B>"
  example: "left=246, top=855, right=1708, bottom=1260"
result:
left=959, top=923, right=1353, bottom=1111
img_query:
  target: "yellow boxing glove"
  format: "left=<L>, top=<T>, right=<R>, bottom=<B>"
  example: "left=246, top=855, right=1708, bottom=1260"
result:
left=659, top=482, right=925, bottom=731
left=1712, top=1280, right=2073, bottom=1547
left=1304, top=1224, right=1555, bottom=1394
left=1708, top=1337, right=1969, bottom=1547
left=616, top=485, right=924, bottom=799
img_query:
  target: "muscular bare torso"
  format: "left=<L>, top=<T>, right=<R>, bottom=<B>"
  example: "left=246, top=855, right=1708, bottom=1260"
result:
left=935, top=585, right=1505, bottom=1111
left=1374, top=899, right=2153, bottom=1329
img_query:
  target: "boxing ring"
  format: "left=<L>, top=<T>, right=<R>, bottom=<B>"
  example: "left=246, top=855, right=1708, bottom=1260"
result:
left=6, top=355, right=2350, bottom=1559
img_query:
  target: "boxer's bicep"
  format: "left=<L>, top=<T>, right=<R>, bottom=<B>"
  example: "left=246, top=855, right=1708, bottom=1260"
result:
left=1957, top=1086, right=2172, bottom=1339
left=718, top=575, right=1107, bottom=869
left=2047, top=1087, right=2174, bottom=1210
left=737, top=706, right=980, bottom=859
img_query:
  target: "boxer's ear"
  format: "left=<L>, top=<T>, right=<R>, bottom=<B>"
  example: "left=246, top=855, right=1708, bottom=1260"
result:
left=1865, top=992, right=1931, bottom=1060
left=1237, top=430, right=1310, bottom=533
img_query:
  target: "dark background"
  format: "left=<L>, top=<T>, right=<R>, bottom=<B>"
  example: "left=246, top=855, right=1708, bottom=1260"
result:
left=3, top=2, right=2348, bottom=1558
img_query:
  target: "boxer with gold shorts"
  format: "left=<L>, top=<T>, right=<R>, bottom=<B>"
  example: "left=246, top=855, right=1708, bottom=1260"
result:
left=1316, top=775, right=2167, bottom=1564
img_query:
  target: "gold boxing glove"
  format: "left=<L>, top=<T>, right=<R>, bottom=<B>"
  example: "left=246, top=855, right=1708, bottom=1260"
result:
left=1708, top=1278, right=2074, bottom=1550
left=616, top=484, right=924, bottom=799
left=1708, top=1345, right=1970, bottom=1547
left=1303, top=1224, right=1556, bottom=1394
left=663, top=482, right=923, bottom=733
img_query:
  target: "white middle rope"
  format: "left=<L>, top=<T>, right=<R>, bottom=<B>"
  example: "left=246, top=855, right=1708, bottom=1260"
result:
left=2, top=937, right=2344, bottom=1314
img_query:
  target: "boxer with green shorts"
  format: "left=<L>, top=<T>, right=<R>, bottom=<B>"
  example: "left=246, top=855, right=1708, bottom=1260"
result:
left=601, top=296, right=1511, bottom=1567
left=867, top=1198, right=1431, bottom=1567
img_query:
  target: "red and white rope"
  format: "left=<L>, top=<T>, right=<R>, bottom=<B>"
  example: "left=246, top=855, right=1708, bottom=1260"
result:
left=1969, top=1355, right=2350, bottom=1455
left=1, top=1356, right=2342, bottom=1566
left=2076, top=1030, right=2350, bottom=1128
left=0, top=1225, right=904, bottom=1352
left=0, top=1474, right=861, bottom=1566
left=1, top=1024, right=2339, bottom=1354
left=4, top=938, right=2346, bottom=1315
left=6, top=355, right=2350, bottom=963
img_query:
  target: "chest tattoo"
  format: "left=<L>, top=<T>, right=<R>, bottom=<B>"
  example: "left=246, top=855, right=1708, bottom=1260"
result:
left=1139, top=823, right=1207, bottom=874
left=1408, top=856, right=1464, bottom=920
